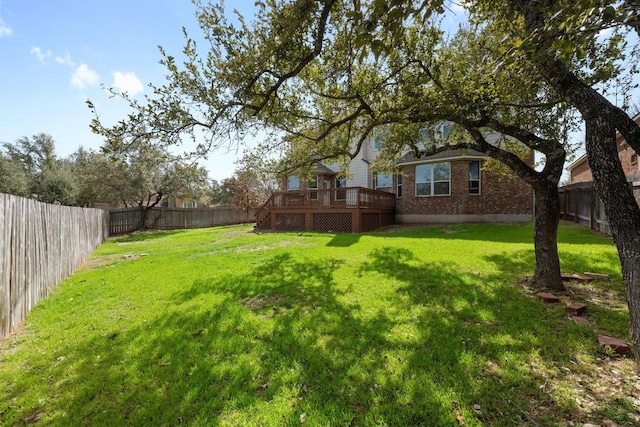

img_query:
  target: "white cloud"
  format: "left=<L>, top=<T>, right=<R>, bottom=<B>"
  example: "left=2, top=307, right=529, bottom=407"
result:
left=112, top=71, right=143, bottom=95
left=54, top=53, right=76, bottom=66
left=30, top=46, right=52, bottom=64
left=0, top=18, right=11, bottom=38
left=71, top=63, right=99, bottom=88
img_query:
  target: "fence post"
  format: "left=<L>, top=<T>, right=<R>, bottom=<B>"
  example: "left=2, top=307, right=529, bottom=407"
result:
left=589, top=183, right=596, bottom=231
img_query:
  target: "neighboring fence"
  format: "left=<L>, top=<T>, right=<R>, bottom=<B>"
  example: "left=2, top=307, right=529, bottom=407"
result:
left=1, top=193, right=109, bottom=339
left=558, top=180, right=640, bottom=234
left=109, top=206, right=259, bottom=235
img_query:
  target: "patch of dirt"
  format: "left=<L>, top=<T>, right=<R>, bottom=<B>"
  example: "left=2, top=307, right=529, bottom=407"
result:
left=240, top=295, right=284, bottom=310
left=566, top=357, right=640, bottom=424
left=517, top=277, right=639, bottom=425
left=221, top=229, right=254, bottom=239
left=80, top=253, right=147, bottom=270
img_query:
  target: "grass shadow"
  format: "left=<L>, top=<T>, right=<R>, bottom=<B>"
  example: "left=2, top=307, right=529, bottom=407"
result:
left=1, top=227, right=634, bottom=426
left=325, top=233, right=361, bottom=247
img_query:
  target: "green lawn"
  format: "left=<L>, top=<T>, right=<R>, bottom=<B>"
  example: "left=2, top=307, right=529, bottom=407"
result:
left=1, top=222, right=637, bottom=426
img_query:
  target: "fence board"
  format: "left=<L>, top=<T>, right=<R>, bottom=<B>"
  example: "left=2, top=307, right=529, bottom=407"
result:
left=0, top=195, right=9, bottom=336
left=0, top=193, right=109, bottom=339
left=108, top=206, right=258, bottom=235
left=559, top=181, right=640, bottom=234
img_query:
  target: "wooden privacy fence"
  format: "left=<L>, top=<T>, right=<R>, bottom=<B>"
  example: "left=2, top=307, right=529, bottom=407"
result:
left=109, top=206, right=259, bottom=235
left=1, top=193, right=109, bottom=339
left=558, top=180, right=640, bottom=234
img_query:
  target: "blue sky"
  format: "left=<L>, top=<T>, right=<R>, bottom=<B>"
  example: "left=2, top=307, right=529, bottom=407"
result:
left=1, top=1, right=635, bottom=182
left=0, top=1, right=469, bottom=182
left=0, top=0, right=249, bottom=180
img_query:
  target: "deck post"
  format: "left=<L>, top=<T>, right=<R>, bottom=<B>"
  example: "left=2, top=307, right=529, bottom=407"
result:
left=352, top=210, right=360, bottom=233
left=305, top=212, right=313, bottom=231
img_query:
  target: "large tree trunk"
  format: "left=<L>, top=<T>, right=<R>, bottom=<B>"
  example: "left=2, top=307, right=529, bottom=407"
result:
left=585, top=116, right=640, bottom=362
left=510, top=0, right=640, bottom=367
left=531, top=181, right=564, bottom=290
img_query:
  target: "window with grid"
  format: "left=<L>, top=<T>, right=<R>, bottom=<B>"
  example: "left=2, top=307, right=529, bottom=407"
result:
left=416, top=162, right=450, bottom=196
left=375, top=173, right=393, bottom=192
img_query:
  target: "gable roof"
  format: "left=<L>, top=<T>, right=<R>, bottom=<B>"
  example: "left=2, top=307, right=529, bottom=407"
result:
left=566, top=153, right=588, bottom=171
left=311, top=162, right=337, bottom=175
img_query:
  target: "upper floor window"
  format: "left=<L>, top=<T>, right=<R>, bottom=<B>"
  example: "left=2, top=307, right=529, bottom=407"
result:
left=442, top=123, right=450, bottom=140
left=419, top=128, right=429, bottom=142
left=308, top=175, right=318, bottom=189
left=373, top=127, right=388, bottom=150
left=416, top=162, right=450, bottom=196
left=375, top=173, right=393, bottom=192
left=287, top=175, right=300, bottom=191
left=469, top=161, right=481, bottom=195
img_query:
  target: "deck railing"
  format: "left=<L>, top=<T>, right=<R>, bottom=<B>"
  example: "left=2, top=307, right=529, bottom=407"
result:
left=271, top=187, right=394, bottom=209
left=255, top=187, right=396, bottom=227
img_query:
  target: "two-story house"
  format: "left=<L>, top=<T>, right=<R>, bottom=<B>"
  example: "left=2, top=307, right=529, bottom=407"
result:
left=256, top=125, right=534, bottom=232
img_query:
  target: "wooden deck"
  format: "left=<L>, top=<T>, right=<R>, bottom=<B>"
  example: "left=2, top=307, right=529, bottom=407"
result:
left=255, top=187, right=396, bottom=233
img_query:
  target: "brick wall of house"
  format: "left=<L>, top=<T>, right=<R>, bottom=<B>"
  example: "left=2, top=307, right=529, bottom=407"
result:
left=617, top=140, right=639, bottom=177
left=569, top=159, right=593, bottom=184
left=395, top=160, right=533, bottom=222
left=570, top=143, right=639, bottom=184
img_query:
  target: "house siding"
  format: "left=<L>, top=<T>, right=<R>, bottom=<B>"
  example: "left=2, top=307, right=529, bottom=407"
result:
left=395, top=159, right=533, bottom=223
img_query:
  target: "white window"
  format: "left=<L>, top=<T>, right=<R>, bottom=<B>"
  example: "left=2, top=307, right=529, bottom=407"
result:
left=469, top=161, right=481, bottom=195
left=373, top=127, right=388, bottom=150
left=442, top=123, right=450, bottom=140
left=419, top=128, right=429, bottom=143
left=416, top=162, right=450, bottom=196
left=287, top=175, right=300, bottom=191
left=397, top=174, right=403, bottom=198
left=375, top=173, right=393, bottom=192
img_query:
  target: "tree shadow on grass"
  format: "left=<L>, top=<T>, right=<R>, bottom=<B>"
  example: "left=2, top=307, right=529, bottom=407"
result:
left=359, top=246, right=634, bottom=425
left=3, top=249, right=634, bottom=426
left=484, top=248, right=629, bottom=340
left=482, top=247, right=621, bottom=281
left=362, top=221, right=615, bottom=246
left=325, top=233, right=361, bottom=247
